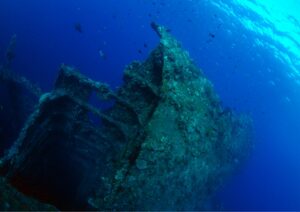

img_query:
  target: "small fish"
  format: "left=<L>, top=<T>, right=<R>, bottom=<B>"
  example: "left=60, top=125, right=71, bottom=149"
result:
left=209, top=33, right=215, bottom=38
left=166, top=28, right=171, bottom=33
left=285, top=96, right=291, bottom=103
left=98, top=50, right=106, bottom=60
left=150, top=21, right=158, bottom=31
left=0, top=105, right=3, bottom=111
left=74, top=23, right=83, bottom=33
left=144, top=43, right=148, bottom=48
left=138, top=49, right=142, bottom=54
left=206, top=33, right=216, bottom=43
left=268, top=80, right=276, bottom=87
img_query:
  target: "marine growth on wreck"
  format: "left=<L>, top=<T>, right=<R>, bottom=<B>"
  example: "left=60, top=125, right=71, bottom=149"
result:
left=0, top=23, right=252, bottom=210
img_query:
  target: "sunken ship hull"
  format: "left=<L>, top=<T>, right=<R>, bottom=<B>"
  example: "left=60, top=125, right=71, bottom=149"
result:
left=0, top=24, right=252, bottom=210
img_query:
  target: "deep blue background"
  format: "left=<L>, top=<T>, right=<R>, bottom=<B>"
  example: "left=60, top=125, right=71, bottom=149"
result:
left=1, top=0, right=300, bottom=210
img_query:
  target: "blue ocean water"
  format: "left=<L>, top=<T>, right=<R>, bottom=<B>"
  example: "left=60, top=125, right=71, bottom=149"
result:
left=1, top=0, right=300, bottom=210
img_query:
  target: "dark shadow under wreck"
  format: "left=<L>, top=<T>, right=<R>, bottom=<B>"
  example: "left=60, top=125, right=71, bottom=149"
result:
left=0, top=23, right=252, bottom=210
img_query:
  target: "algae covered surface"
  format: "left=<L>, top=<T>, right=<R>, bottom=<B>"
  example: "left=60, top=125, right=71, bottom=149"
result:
left=0, top=23, right=252, bottom=210
left=90, top=22, right=252, bottom=211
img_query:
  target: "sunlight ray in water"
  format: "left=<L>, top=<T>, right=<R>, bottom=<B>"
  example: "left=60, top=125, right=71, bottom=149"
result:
left=210, top=0, right=300, bottom=84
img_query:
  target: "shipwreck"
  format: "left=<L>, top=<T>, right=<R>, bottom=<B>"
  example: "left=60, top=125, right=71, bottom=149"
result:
left=0, top=23, right=252, bottom=210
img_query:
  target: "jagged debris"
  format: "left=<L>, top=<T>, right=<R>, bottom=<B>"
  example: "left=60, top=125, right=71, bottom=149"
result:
left=0, top=35, right=41, bottom=157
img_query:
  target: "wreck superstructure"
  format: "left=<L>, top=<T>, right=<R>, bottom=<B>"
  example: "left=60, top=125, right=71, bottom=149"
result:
left=0, top=24, right=252, bottom=210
